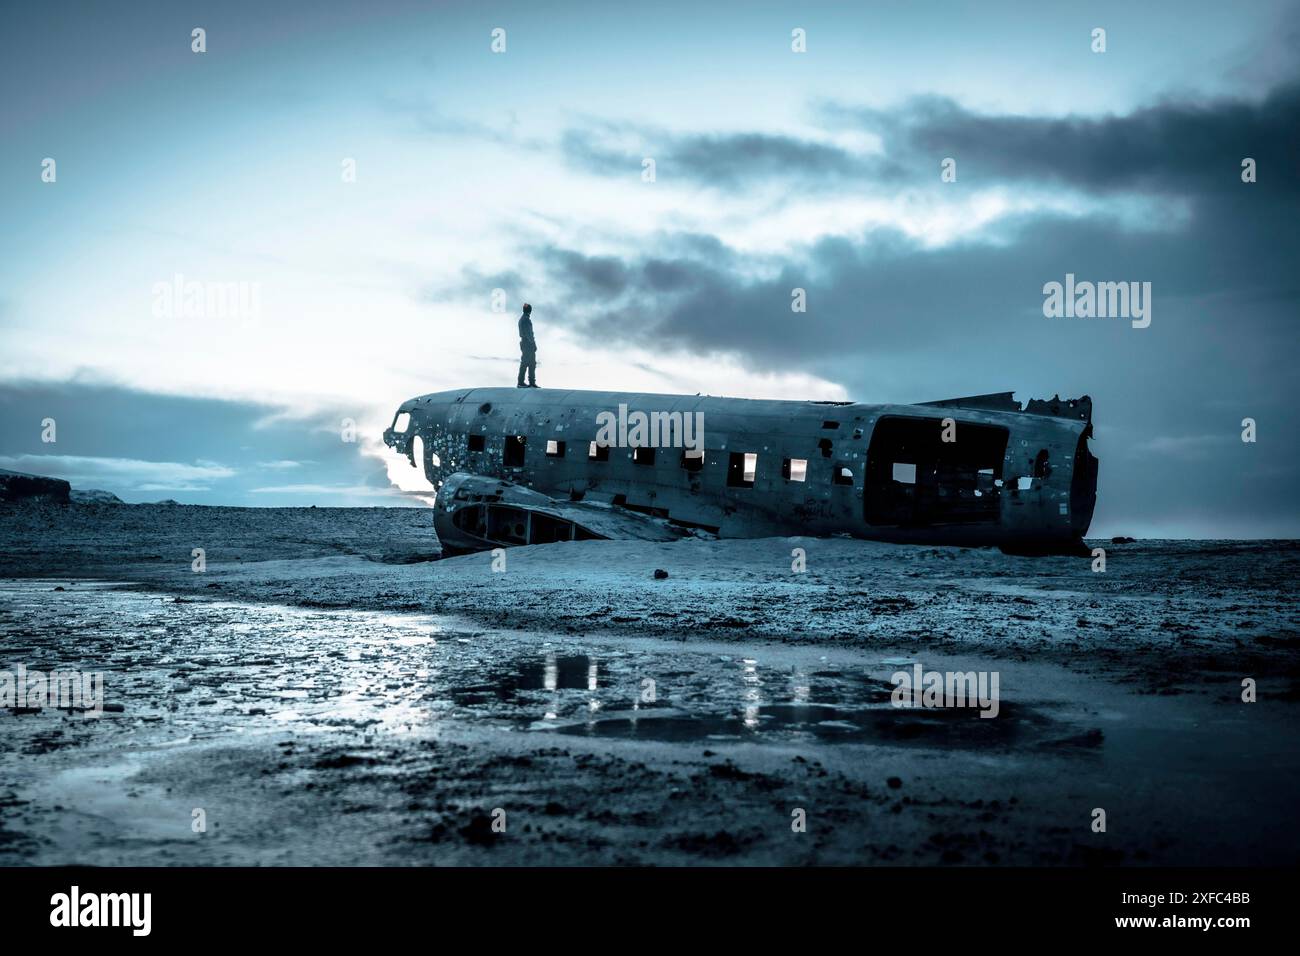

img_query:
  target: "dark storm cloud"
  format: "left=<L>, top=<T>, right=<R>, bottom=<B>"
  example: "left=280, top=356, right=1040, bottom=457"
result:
left=541, top=203, right=1294, bottom=368
left=544, top=249, right=630, bottom=297
left=560, top=124, right=903, bottom=189
left=527, top=76, right=1300, bottom=375
left=829, top=82, right=1300, bottom=197
left=558, top=81, right=1300, bottom=198
left=429, top=234, right=743, bottom=315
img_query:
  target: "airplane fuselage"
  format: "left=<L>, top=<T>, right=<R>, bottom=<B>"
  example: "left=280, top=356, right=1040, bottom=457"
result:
left=383, top=387, right=1098, bottom=553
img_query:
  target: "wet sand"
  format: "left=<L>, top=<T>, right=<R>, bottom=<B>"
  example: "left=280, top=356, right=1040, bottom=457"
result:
left=1, top=503, right=1298, bottom=865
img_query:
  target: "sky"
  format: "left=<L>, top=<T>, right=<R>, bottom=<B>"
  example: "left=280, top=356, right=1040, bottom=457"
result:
left=1, top=0, right=1297, bottom=535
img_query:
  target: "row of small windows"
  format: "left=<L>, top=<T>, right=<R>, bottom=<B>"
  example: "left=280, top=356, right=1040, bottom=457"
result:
left=474, top=433, right=857, bottom=486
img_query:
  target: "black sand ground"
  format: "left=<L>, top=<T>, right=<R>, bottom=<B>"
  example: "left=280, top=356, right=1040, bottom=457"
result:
left=1, top=502, right=1297, bottom=865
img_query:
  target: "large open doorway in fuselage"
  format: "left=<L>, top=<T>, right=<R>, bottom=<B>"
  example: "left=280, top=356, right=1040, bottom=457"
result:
left=864, top=416, right=1009, bottom=527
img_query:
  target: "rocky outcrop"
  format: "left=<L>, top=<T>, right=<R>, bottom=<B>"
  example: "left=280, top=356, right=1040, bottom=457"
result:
left=70, top=489, right=124, bottom=504
left=0, top=469, right=71, bottom=504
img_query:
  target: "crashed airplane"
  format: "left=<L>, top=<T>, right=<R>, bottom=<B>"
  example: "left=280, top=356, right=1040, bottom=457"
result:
left=383, top=388, right=1098, bottom=556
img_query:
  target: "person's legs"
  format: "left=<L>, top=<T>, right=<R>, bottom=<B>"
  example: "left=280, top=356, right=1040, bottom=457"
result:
left=524, top=351, right=537, bottom=387
left=517, top=353, right=529, bottom=387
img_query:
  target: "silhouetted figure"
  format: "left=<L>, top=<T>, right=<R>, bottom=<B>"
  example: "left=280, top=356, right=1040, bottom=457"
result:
left=517, top=303, right=538, bottom=388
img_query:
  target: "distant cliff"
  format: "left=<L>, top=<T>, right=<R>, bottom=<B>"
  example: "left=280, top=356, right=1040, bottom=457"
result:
left=0, top=469, right=71, bottom=504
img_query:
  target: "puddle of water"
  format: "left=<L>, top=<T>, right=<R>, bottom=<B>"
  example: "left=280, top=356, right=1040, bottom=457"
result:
left=0, top=580, right=1064, bottom=759
left=448, top=651, right=1042, bottom=749
left=548, top=701, right=1038, bottom=745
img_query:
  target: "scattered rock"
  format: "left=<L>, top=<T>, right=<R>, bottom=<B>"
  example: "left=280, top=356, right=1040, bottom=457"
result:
left=707, top=762, right=754, bottom=782
left=313, top=753, right=373, bottom=769
left=662, top=829, right=746, bottom=856
left=460, top=812, right=499, bottom=845
left=887, top=776, right=903, bottom=789
left=1111, top=536, right=1137, bottom=544
left=653, top=569, right=669, bottom=579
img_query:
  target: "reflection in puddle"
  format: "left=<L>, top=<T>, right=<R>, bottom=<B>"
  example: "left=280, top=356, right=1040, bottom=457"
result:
left=453, top=654, right=596, bottom=702
left=554, top=692, right=1040, bottom=748
left=452, top=653, right=601, bottom=721
left=1, top=582, right=1056, bottom=755
left=449, top=651, right=1045, bottom=749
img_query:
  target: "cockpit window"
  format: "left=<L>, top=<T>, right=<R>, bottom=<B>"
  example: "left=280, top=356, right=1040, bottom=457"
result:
left=392, top=411, right=411, bottom=433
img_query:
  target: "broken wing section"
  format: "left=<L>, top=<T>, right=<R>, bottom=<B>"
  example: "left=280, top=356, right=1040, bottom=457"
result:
left=434, top=473, right=691, bottom=554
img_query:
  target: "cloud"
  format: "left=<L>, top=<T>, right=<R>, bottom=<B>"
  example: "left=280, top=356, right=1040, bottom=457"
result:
left=834, top=82, right=1300, bottom=198
left=0, top=454, right=235, bottom=492
left=248, top=483, right=403, bottom=498
left=481, top=73, right=1299, bottom=371
left=555, top=81, right=1300, bottom=200
left=560, top=121, right=897, bottom=191
left=0, top=382, right=404, bottom=505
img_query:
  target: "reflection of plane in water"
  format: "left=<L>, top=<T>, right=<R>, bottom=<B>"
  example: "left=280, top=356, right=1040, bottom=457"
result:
left=383, top=387, right=1097, bottom=556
